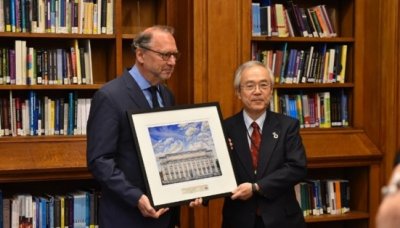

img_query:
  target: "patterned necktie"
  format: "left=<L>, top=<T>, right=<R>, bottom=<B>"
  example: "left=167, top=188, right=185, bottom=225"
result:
left=149, top=86, right=160, bottom=108
left=250, top=122, right=261, bottom=170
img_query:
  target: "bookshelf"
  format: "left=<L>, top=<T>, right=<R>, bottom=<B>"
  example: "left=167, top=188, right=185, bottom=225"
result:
left=190, top=0, right=384, bottom=227
left=0, top=0, right=170, bottom=178
left=246, top=0, right=381, bottom=227
left=0, top=0, right=196, bottom=226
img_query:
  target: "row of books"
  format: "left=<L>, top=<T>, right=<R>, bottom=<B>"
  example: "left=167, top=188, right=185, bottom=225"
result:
left=253, top=43, right=348, bottom=84
left=295, top=179, right=350, bottom=217
left=0, top=39, right=93, bottom=86
left=0, top=0, right=114, bottom=34
left=252, top=1, right=337, bottom=38
left=0, top=190, right=99, bottom=228
left=269, top=90, right=349, bottom=128
left=0, top=91, right=91, bottom=137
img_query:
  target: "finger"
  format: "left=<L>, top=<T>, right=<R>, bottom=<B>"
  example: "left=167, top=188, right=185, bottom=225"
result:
left=154, top=207, right=170, bottom=218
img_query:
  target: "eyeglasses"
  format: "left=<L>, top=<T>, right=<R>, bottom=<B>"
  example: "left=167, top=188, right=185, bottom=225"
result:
left=240, top=81, right=272, bottom=91
left=381, top=179, right=400, bottom=197
left=139, top=45, right=181, bottom=61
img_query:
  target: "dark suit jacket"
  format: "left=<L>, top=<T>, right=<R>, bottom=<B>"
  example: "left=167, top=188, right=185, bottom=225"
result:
left=222, top=110, right=307, bottom=228
left=86, top=69, right=178, bottom=228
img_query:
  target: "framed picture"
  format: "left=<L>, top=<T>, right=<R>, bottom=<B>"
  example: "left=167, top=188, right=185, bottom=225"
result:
left=127, top=102, right=237, bottom=209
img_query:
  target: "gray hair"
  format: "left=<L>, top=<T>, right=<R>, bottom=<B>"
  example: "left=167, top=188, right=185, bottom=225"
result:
left=233, top=60, right=274, bottom=91
left=131, top=25, right=175, bottom=51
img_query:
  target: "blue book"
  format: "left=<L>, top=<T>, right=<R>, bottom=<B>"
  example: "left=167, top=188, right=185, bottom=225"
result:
left=340, top=89, right=349, bottom=127
left=252, top=3, right=261, bottom=36
left=10, top=0, right=16, bottom=32
left=68, top=92, right=74, bottom=135
left=260, top=0, right=271, bottom=7
left=73, top=191, right=89, bottom=228
left=29, top=91, right=36, bottom=135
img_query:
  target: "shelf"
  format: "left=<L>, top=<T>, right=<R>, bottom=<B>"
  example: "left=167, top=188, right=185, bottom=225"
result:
left=0, top=32, right=116, bottom=39
left=301, top=129, right=381, bottom=168
left=0, top=136, right=89, bottom=182
left=305, top=211, right=369, bottom=223
left=274, top=83, right=354, bottom=89
left=0, top=84, right=103, bottom=90
left=251, top=36, right=355, bottom=43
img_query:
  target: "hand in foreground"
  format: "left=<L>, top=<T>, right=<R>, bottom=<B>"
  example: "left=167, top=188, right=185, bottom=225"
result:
left=231, top=183, right=253, bottom=200
left=189, top=198, right=203, bottom=207
left=138, top=195, right=169, bottom=218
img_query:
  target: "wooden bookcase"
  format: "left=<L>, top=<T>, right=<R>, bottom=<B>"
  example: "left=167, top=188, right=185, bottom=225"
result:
left=247, top=1, right=382, bottom=227
left=0, top=0, right=167, bottom=202
left=190, top=0, right=383, bottom=228
left=0, top=0, right=195, bottom=226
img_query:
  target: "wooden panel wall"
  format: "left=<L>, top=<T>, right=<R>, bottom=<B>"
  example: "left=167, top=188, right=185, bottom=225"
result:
left=376, top=0, right=399, bottom=183
left=193, top=0, right=244, bottom=118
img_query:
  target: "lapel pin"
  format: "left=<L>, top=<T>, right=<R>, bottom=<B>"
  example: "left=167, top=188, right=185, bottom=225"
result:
left=273, top=132, right=278, bottom=139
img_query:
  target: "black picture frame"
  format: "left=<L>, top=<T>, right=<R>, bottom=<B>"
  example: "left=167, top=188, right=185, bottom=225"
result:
left=127, top=102, right=237, bottom=209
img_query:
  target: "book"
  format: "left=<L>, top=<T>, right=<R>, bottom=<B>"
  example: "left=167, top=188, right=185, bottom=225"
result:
left=274, top=4, right=289, bottom=37
left=259, top=6, right=270, bottom=36
left=252, top=3, right=261, bottom=36
left=338, top=45, right=347, bottom=83
left=105, top=0, right=113, bottom=34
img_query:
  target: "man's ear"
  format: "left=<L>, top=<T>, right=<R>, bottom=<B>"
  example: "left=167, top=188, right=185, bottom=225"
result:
left=236, top=90, right=242, bottom=100
left=136, top=50, right=145, bottom=64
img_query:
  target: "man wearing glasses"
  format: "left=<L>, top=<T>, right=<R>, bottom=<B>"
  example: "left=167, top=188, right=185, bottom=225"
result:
left=222, top=61, right=307, bottom=228
left=87, top=25, right=184, bottom=228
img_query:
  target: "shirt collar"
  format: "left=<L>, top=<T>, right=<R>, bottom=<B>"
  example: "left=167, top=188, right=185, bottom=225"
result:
left=128, top=65, right=153, bottom=90
left=243, top=110, right=266, bottom=132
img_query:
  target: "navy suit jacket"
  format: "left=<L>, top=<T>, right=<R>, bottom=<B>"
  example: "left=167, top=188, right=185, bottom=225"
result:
left=222, top=110, right=307, bottom=228
left=86, top=69, right=178, bottom=227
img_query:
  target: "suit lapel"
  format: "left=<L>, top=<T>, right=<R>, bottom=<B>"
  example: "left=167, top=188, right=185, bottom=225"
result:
left=257, top=112, right=280, bottom=178
left=231, top=113, right=256, bottom=178
left=122, top=70, right=151, bottom=109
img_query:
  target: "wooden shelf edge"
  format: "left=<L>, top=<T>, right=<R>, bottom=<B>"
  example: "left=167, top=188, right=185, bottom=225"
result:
left=251, top=36, right=355, bottom=42
left=0, top=135, right=86, bottom=143
left=274, top=83, right=354, bottom=89
left=302, top=130, right=382, bottom=165
left=0, top=84, right=103, bottom=90
left=305, top=211, right=369, bottom=223
left=0, top=168, right=92, bottom=183
left=0, top=32, right=116, bottom=39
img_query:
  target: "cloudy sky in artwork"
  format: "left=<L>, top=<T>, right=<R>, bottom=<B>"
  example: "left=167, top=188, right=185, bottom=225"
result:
left=148, top=121, right=215, bottom=155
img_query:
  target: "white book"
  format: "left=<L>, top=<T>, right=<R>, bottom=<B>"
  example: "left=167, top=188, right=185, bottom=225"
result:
left=79, top=0, right=85, bottom=33
left=57, top=49, right=63, bottom=84
left=83, top=98, right=91, bottom=134
left=86, top=40, right=93, bottom=84
left=63, top=103, right=69, bottom=135
left=11, top=197, right=20, bottom=228
left=106, top=0, right=113, bottom=34
left=21, top=41, right=27, bottom=85
left=77, top=98, right=85, bottom=135
left=96, top=0, right=102, bottom=34
left=0, top=0, right=4, bottom=32
left=266, top=6, right=272, bottom=36
left=15, top=40, right=23, bottom=85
